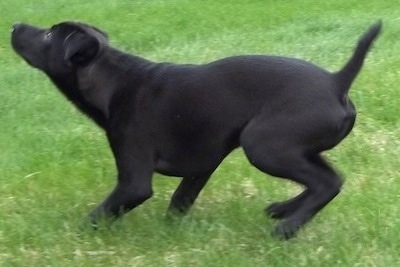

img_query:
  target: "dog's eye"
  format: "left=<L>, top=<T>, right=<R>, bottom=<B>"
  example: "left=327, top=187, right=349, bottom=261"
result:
left=45, top=31, right=53, bottom=39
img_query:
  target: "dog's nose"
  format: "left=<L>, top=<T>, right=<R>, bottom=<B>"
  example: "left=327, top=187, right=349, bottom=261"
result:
left=11, top=22, right=22, bottom=32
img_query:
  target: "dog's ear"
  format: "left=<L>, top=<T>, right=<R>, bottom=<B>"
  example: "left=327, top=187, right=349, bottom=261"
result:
left=63, top=31, right=100, bottom=66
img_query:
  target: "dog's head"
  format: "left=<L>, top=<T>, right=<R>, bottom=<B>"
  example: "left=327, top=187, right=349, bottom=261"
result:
left=11, top=21, right=108, bottom=74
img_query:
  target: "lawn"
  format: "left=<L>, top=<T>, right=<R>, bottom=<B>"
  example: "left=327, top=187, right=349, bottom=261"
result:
left=1, top=0, right=400, bottom=266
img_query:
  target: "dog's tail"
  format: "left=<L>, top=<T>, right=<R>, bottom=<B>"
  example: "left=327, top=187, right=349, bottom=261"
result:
left=334, top=20, right=382, bottom=95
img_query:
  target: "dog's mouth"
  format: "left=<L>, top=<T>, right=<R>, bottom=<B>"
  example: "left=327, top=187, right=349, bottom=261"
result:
left=10, top=23, right=45, bottom=69
left=11, top=22, right=24, bottom=36
left=11, top=23, right=25, bottom=50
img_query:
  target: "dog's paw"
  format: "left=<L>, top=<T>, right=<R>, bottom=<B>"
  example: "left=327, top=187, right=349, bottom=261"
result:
left=265, top=202, right=291, bottom=219
left=78, top=216, right=99, bottom=232
left=272, top=220, right=301, bottom=240
left=164, top=211, right=182, bottom=223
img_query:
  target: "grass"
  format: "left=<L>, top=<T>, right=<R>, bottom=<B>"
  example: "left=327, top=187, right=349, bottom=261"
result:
left=1, top=0, right=400, bottom=266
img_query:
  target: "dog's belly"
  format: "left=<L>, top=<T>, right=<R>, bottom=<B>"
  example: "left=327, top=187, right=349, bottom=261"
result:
left=154, top=157, right=219, bottom=177
left=155, top=160, right=196, bottom=177
left=154, top=140, right=238, bottom=177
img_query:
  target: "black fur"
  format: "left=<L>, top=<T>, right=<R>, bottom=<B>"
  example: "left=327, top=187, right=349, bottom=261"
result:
left=11, top=21, right=381, bottom=239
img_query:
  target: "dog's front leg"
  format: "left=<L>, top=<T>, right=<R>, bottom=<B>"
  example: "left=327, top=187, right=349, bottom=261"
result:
left=166, top=173, right=212, bottom=217
left=87, top=131, right=155, bottom=226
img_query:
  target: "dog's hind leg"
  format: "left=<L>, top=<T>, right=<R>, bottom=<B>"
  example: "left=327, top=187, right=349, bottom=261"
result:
left=272, top=155, right=342, bottom=239
left=240, top=121, right=343, bottom=239
left=166, top=173, right=212, bottom=217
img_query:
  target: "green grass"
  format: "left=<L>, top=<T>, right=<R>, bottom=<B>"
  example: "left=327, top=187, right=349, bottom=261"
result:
left=1, top=0, right=400, bottom=266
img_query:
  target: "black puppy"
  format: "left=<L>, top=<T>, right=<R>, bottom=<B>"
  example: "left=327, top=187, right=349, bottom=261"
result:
left=11, top=21, right=381, bottom=239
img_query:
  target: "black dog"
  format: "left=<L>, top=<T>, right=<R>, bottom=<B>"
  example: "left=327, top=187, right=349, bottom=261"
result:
left=11, top=21, right=381, bottom=239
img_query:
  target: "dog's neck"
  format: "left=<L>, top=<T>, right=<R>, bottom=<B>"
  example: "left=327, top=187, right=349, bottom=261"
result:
left=49, top=72, right=109, bottom=129
left=49, top=48, right=154, bottom=130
